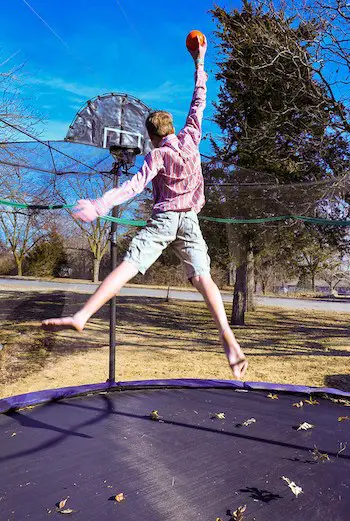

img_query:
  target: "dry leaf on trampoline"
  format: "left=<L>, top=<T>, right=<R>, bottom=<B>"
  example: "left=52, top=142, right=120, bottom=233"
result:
left=212, top=412, right=226, bottom=419
left=293, top=401, right=304, bottom=408
left=311, top=446, right=330, bottom=463
left=297, top=422, right=314, bottom=431
left=242, top=418, right=256, bottom=427
left=337, top=442, right=347, bottom=456
left=281, top=476, right=303, bottom=497
left=150, top=410, right=161, bottom=421
left=58, top=498, right=68, bottom=510
left=328, top=397, right=350, bottom=406
left=232, top=504, right=247, bottom=520
left=305, top=397, right=319, bottom=405
left=267, top=393, right=278, bottom=399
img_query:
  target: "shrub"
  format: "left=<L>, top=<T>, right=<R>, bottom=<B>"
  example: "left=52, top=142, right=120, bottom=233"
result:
left=0, top=253, right=16, bottom=275
left=25, top=233, right=68, bottom=277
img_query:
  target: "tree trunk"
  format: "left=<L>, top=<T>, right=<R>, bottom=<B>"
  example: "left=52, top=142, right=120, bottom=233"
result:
left=15, top=258, right=23, bottom=276
left=329, top=276, right=340, bottom=296
left=246, top=246, right=255, bottom=311
left=93, top=258, right=101, bottom=283
left=311, top=272, right=315, bottom=292
left=228, top=260, right=235, bottom=286
left=225, top=221, right=237, bottom=286
left=231, top=261, right=247, bottom=326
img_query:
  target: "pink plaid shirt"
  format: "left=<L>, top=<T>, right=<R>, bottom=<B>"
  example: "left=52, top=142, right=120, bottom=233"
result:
left=93, top=68, right=207, bottom=216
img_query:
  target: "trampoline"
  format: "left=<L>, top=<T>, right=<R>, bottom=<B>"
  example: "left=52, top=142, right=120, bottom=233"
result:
left=1, top=379, right=349, bottom=520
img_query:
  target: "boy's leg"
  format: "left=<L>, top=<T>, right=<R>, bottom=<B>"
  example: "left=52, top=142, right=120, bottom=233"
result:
left=42, top=261, right=138, bottom=331
left=172, top=211, right=247, bottom=379
left=190, top=274, right=248, bottom=379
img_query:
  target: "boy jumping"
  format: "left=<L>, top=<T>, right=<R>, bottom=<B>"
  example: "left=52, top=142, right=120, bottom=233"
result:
left=43, top=36, right=248, bottom=379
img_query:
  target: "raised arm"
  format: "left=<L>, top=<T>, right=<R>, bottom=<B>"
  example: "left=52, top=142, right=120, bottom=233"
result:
left=178, top=34, right=208, bottom=146
left=73, top=149, right=162, bottom=222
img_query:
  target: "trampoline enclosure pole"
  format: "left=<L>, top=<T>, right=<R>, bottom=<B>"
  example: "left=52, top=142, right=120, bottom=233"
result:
left=108, top=167, right=120, bottom=383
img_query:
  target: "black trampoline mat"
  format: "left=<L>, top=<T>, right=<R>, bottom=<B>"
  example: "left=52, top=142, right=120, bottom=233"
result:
left=1, top=387, right=349, bottom=520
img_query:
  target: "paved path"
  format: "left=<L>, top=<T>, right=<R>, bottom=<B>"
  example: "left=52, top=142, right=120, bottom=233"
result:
left=0, top=278, right=349, bottom=312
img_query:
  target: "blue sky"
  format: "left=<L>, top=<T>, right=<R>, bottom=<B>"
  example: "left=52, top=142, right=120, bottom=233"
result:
left=0, top=0, right=241, bottom=157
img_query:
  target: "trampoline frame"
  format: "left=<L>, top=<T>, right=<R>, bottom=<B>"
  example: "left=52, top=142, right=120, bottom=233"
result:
left=1, top=378, right=349, bottom=414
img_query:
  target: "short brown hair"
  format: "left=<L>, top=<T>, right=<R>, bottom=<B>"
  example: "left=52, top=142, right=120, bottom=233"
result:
left=146, top=111, right=174, bottom=138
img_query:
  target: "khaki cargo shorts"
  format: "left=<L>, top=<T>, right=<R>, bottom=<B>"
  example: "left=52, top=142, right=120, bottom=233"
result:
left=124, top=210, right=211, bottom=279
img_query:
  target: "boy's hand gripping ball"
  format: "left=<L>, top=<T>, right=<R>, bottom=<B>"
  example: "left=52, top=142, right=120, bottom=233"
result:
left=186, top=30, right=205, bottom=52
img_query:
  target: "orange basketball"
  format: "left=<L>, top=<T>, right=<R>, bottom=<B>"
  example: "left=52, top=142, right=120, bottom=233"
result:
left=186, top=30, right=205, bottom=51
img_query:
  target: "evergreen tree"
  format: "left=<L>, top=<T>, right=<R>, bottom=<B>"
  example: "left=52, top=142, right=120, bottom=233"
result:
left=210, top=1, right=349, bottom=324
left=25, top=232, right=68, bottom=278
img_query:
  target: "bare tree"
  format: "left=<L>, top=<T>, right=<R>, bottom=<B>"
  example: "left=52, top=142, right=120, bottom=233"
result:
left=0, top=53, right=49, bottom=275
left=0, top=54, right=40, bottom=159
left=0, top=209, right=45, bottom=276
left=288, top=0, right=349, bottom=133
left=0, top=163, right=54, bottom=275
left=319, top=253, right=350, bottom=294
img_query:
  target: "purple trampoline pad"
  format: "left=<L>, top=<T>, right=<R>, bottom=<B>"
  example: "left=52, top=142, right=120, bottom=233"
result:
left=0, top=384, right=349, bottom=520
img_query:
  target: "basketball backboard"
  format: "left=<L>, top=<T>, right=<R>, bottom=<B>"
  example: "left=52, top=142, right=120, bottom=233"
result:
left=65, top=93, right=152, bottom=156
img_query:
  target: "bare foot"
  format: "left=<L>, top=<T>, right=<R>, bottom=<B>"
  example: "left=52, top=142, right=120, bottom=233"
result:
left=220, top=328, right=248, bottom=380
left=42, top=314, right=86, bottom=332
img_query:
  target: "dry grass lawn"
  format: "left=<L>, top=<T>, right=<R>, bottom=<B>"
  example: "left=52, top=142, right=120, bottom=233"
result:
left=0, top=289, right=349, bottom=398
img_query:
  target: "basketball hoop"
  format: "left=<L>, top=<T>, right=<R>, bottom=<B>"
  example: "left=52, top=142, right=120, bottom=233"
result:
left=109, top=144, right=141, bottom=170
